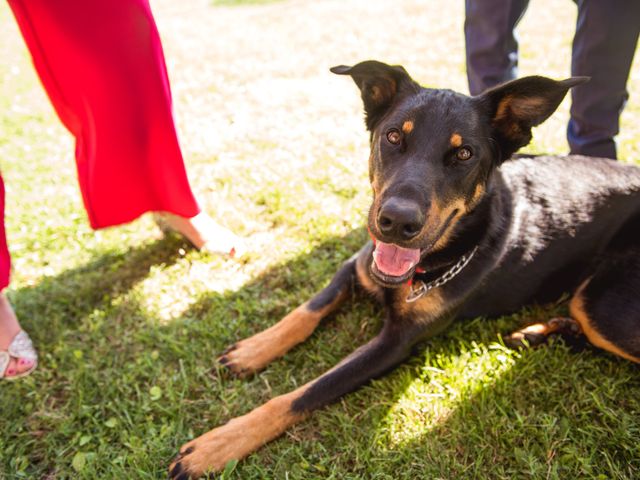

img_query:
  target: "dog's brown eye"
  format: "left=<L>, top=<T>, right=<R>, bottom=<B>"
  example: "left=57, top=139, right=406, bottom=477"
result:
left=456, top=147, right=473, bottom=161
left=386, top=129, right=402, bottom=145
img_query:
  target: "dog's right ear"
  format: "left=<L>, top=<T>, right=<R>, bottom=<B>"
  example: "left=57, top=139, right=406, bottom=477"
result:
left=331, top=61, right=420, bottom=131
left=479, top=75, right=589, bottom=160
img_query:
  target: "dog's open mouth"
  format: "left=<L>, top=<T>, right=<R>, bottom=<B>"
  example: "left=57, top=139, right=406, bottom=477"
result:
left=369, top=209, right=460, bottom=287
left=371, top=241, right=421, bottom=286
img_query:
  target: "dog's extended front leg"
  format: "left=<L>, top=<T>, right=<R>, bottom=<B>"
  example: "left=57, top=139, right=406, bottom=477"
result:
left=170, top=320, right=422, bottom=479
left=219, top=255, right=358, bottom=375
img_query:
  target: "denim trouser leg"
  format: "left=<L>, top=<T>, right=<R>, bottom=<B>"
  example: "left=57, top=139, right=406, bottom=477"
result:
left=568, top=0, right=640, bottom=159
left=465, top=0, right=530, bottom=95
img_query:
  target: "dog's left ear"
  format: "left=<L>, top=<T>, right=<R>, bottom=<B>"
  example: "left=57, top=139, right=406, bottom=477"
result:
left=331, top=60, right=420, bottom=131
left=479, top=75, right=589, bottom=160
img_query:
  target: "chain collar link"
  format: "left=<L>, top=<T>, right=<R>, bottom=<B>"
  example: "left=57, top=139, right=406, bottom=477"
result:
left=405, top=246, right=479, bottom=303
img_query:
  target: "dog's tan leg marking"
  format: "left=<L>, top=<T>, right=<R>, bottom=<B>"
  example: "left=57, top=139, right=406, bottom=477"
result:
left=515, top=317, right=576, bottom=335
left=169, top=385, right=310, bottom=478
left=504, top=317, right=581, bottom=348
left=570, top=280, right=640, bottom=363
left=219, top=297, right=347, bottom=375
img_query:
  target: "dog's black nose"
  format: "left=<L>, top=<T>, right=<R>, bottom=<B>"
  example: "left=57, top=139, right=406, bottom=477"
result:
left=377, top=198, right=424, bottom=240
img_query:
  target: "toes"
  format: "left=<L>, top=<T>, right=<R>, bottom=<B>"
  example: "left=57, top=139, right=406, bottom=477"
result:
left=221, top=344, right=237, bottom=355
left=182, top=446, right=195, bottom=456
left=548, top=317, right=582, bottom=335
left=170, top=445, right=204, bottom=480
left=169, top=460, right=194, bottom=480
left=4, top=357, right=34, bottom=377
left=218, top=359, right=251, bottom=378
left=217, top=344, right=239, bottom=369
left=503, top=331, right=546, bottom=349
left=505, top=317, right=585, bottom=350
left=16, top=357, right=35, bottom=374
left=220, top=363, right=250, bottom=377
left=169, top=461, right=183, bottom=478
left=4, top=358, right=18, bottom=377
left=171, top=446, right=195, bottom=464
left=502, top=333, right=523, bottom=349
left=521, top=332, right=546, bottom=346
left=217, top=349, right=254, bottom=377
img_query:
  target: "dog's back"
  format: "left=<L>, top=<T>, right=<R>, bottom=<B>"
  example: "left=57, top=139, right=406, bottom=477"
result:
left=460, top=155, right=640, bottom=317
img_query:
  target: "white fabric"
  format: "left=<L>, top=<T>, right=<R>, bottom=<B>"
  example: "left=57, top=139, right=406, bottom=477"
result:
left=8, top=331, right=37, bottom=361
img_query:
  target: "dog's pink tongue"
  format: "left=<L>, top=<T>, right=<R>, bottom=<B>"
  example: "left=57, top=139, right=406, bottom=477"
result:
left=373, top=241, right=421, bottom=277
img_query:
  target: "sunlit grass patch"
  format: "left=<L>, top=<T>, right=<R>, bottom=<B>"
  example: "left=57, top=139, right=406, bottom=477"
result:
left=1, top=0, right=640, bottom=478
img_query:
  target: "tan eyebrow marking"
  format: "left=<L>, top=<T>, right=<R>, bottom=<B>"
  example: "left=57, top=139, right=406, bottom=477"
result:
left=402, top=120, right=414, bottom=134
left=450, top=133, right=463, bottom=147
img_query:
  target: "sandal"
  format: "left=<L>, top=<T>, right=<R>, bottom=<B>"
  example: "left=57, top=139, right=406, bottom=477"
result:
left=0, top=330, right=38, bottom=380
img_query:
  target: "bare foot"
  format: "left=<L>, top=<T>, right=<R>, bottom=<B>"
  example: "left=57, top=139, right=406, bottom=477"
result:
left=0, top=292, right=37, bottom=378
left=154, top=212, right=245, bottom=258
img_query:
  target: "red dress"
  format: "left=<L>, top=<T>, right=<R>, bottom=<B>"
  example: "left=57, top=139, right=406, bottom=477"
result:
left=1, top=0, right=201, bottom=289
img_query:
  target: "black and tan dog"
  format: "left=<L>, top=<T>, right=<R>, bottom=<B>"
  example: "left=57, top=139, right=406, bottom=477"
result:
left=169, top=61, right=640, bottom=478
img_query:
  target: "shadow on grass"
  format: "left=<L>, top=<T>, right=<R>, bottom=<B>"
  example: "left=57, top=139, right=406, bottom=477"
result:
left=375, top=327, right=640, bottom=480
left=3, top=225, right=640, bottom=479
left=0, top=226, right=372, bottom=478
left=287, top=316, right=640, bottom=480
left=8, top=234, right=190, bottom=345
left=230, top=308, right=640, bottom=479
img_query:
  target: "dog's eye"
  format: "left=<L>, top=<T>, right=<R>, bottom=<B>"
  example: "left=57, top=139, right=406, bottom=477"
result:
left=456, top=147, right=473, bottom=161
left=386, top=129, right=402, bottom=145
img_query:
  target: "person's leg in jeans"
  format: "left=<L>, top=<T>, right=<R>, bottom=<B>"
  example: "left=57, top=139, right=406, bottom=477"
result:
left=465, top=0, right=530, bottom=95
left=568, top=0, right=640, bottom=159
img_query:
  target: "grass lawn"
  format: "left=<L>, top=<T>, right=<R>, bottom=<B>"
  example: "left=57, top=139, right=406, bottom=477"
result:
left=1, top=0, right=640, bottom=478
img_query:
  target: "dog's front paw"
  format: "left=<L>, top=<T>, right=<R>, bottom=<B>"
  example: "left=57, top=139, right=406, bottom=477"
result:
left=169, top=394, right=303, bottom=478
left=169, top=424, right=242, bottom=479
left=218, top=305, right=322, bottom=376
left=218, top=332, right=281, bottom=376
left=168, top=445, right=197, bottom=480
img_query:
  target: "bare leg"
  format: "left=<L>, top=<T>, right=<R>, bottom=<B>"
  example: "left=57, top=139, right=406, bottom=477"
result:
left=0, top=292, right=36, bottom=378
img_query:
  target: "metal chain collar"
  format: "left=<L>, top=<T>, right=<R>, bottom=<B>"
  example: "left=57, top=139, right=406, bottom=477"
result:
left=405, top=246, right=479, bottom=303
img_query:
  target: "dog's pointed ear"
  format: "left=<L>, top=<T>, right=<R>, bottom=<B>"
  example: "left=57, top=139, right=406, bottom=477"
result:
left=331, top=61, right=420, bottom=130
left=479, top=75, right=589, bottom=159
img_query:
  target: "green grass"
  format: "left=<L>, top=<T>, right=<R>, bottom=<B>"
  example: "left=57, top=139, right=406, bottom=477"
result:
left=2, top=0, right=640, bottom=478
